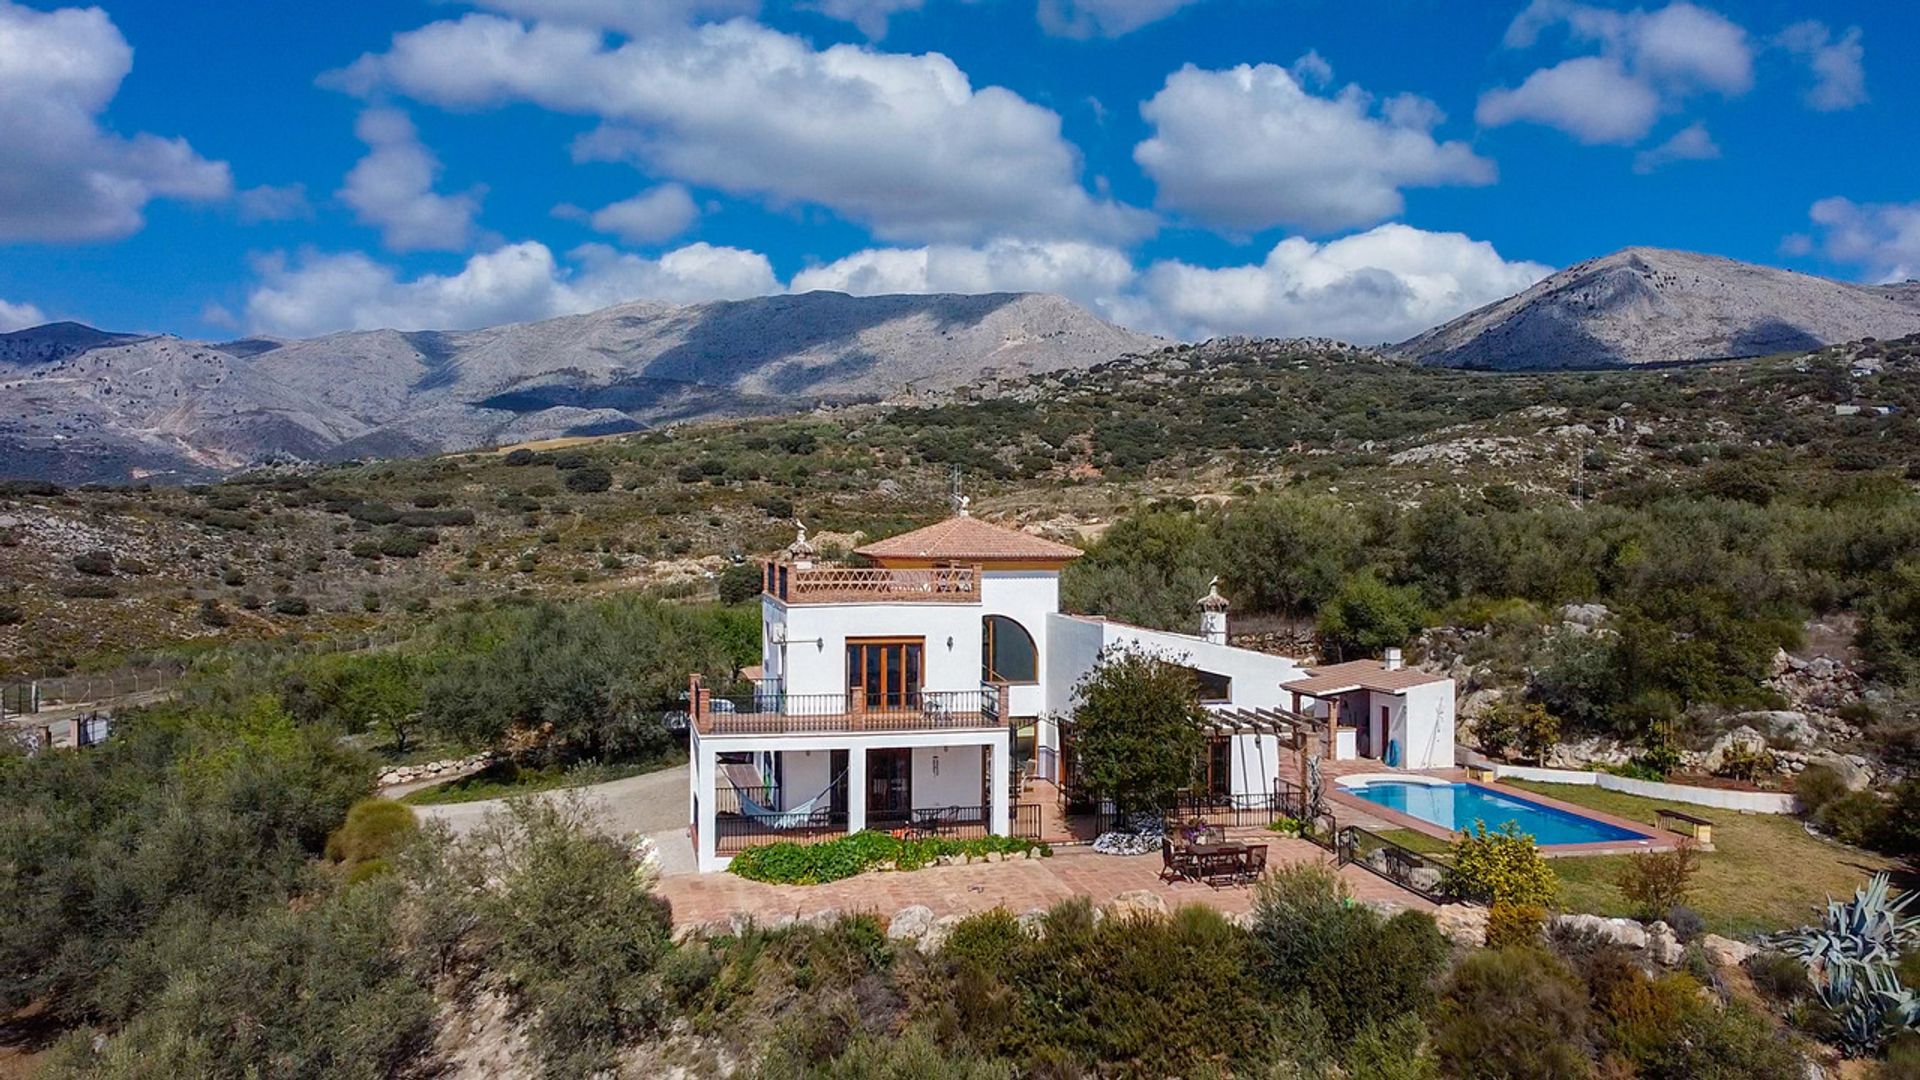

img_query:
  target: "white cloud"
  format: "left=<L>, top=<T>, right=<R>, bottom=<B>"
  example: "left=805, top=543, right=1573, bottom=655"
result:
left=340, top=108, right=483, bottom=252
left=0, top=297, right=47, bottom=332
left=242, top=240, right=778, bottom=337
left=1802, top=197, right=1920, bottom=284
left=237, top=183, right=312, bottom=223
left=1133, top=223, right=1552, bottom=343
left=463, top=0, right=758, bottom=35
left=1036, top=0, right=1200, bottom=38
left=1481, top=1, right=1751, bottom=145
left=0, top=0, right=230, bottom=242
left=801, top=0, right=925, bottom=38
left=793, top=225, right=1549, bottom=344
left=1135, top=61, right=1495, bottom=233
left=793, top=238, right=1136, bottom=315
left=1631, top=121, right=1719, bottom=173
left=1777, top=21, right=1866, bottom=112
left=584, top=184, right=701, bottom=245
left=1476, top=57, right=1660, bottom=145
left=330, top=15, right=1147, bottom=245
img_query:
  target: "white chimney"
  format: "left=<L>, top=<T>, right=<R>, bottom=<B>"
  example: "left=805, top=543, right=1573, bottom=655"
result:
left=1197, top=577, right=1230, bottom=646
left=787, top=521, right=816, bottom=571
left=1383, top=647, right=1403, bottom=671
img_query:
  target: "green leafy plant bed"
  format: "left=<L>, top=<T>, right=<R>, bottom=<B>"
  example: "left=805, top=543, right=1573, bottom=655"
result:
left=400, top=755, right=678, bottom=806
left=728, top=831, right=1051, bottom=884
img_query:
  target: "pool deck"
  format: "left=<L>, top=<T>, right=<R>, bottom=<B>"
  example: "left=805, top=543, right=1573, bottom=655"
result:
left=1327, top=768, right=1680, bottom=857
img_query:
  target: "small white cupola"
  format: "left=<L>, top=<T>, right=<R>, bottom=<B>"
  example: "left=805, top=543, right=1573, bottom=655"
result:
left=1197, top=576, right=1230, bottom=645
left=786, top=520, right=816, bottom=570
left=1383, top=646, right=1403, bottom=671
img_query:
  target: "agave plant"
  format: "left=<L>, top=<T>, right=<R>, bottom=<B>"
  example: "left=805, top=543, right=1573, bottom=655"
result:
left=1768, top=873, right=1920, bottom=1055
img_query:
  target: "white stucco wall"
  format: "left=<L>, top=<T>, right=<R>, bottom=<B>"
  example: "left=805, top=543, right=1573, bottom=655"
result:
left=913, top=744, right=987, bottom=808
left=1044, top=614, right=1311, bottom=712
left=776, top=746, right=834, bottom=811
left=1227, top=732, right=1283, bottom=798
left=1398, top=681, right=1456, bottom=769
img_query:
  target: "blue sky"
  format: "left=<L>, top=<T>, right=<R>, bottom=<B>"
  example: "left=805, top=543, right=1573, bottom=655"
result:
left=0, top=0, right=1914, bottom=344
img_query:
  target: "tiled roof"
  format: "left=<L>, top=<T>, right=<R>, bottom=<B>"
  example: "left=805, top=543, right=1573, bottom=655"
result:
left=855, top=515, right=1083, bottom=562
left=1281, top=659, right=1451, bottom=696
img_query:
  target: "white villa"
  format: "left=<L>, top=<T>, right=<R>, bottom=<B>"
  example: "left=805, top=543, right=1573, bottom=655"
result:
left=685, top=510, right=1455, bottom=872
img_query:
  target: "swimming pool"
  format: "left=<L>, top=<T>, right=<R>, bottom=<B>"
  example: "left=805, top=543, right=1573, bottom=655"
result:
left=1344, top=780, right=1649, bottom=846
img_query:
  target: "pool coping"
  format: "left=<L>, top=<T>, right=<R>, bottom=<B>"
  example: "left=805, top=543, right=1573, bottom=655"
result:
left=1327, top=771, right=1677, bottom=857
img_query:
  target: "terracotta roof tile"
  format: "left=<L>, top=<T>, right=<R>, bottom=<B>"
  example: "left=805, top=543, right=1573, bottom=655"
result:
left=854, top=515, right=1083, bottom=562
left=1281, top=659, right=1451, bottom=696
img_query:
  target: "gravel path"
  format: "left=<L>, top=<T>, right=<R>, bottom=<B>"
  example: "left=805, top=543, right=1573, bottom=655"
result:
left=412, top=764, right=696, bottom=875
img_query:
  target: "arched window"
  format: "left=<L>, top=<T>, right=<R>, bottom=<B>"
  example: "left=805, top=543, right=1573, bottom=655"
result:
left=982, top=615, right=1038, bottom=685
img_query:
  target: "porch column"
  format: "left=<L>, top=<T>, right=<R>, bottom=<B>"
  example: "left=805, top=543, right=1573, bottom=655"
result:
left=846, top=745, right=867, bottom=835
left=989, top=733, right=1012, bottom=836
left=694, top=735, right=719, bottom=872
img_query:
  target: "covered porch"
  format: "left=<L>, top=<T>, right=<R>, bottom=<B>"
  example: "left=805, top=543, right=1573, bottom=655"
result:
left=690, top=727, right=1015, bottom=871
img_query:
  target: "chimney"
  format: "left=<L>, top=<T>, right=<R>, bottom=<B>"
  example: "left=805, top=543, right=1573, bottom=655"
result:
left=1197, top=577, right=1230, bottom=646
left=787, top=521, right=816, bottom=571
left=1383, top=647, right=1403, bottom=671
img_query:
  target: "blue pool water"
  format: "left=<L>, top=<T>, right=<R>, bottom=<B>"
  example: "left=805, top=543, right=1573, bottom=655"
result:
left=1346, top=782, right=1647, bottom=845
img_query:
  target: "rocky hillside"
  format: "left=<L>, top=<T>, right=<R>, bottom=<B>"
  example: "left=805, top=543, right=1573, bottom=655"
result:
left=0, top=292, right=1161, bottom=484
left=1395, top=247, right=1920, bottom=370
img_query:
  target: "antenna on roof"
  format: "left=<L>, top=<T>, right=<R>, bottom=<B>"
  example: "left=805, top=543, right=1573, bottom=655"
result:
left=949, top=465, right=970, bottom=516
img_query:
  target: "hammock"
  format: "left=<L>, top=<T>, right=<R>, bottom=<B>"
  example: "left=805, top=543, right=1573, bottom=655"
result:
left=725, top=763, right=847, bottom=829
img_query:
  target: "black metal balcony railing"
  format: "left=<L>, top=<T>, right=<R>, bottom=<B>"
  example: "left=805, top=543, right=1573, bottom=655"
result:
left=694, top=685, right=1002, bottom=735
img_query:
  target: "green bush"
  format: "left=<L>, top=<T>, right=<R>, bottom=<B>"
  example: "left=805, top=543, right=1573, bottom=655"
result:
left=1434, top=947, right=1595, bottom=1079
left=1249, top=863, right=1450, bottom=1040
left=564, top=466, right=613, bottom=493
left=1816, top=789, right=1886, bottom=847
left=1615, top=839, right=1699, bottom=920
left=728, top=832, right=1046, bottom=885
left=324, top=798, right=418, bottom=874
left=1445, top=820, right=1557, bottom=906
left=940, top=908, right=1027, bottom=976
left=72, top=549, right=115, bottom=576
left=269, top=596, right=310, bottom=616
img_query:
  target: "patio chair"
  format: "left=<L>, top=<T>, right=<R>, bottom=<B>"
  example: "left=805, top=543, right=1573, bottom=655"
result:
left=1160, top=837, right=1182, bottom=882
left=1199, top=850, right=1240, bottom=888
left=1238, top=844, right=1268, bottom=884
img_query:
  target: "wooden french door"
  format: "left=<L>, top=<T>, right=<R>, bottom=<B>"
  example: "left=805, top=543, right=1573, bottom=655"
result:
left=846, top=638, right=924, bottom=713
left=867, top=748, right=912, bottom=821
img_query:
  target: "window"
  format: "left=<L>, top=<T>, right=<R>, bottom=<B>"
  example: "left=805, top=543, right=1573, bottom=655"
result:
left=1175, top=664, right=1233, bottom=703
left=982, top=615, right=1038, bottom=684
left=846, top=638, right=923, bottom=711
left=1202, top=736, right=1232, bottom=796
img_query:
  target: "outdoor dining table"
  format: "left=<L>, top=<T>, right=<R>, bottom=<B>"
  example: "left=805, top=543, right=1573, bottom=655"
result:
left=1179, top=840, right=1252, bottom=885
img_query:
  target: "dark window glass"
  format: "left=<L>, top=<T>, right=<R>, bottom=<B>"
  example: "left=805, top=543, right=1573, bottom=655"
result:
left=982, top=615, right=1038, bottom=684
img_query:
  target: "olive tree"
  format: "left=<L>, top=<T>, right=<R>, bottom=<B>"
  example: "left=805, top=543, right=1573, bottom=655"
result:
left=1068, top=645, right=1208, bottom=812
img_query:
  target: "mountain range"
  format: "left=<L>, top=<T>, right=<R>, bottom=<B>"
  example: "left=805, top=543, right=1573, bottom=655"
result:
left=1394, top=247, right=1920, bottom=369
left=0, top=292, right=1161, bottom=484
left=7, top=246, right=1918, bottom=484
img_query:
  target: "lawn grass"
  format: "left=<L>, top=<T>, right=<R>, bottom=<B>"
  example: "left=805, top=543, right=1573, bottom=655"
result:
left=1374, top=828, right=1453, bottom=856
left=1503, top=780, right=1899, bottom=938
left=401, top=754, right=682, bottom=806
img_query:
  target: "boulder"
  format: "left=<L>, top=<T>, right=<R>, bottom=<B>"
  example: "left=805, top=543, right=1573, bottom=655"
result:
left=886, top=905, right=935, bottom=943
left=1434, top=904, right=1489, bottom=948
left=1559, top=603, right=1611, bottom=632
left=1646, top=921, right=1684, bottom=966
left=1700, top=934, right=1757, bottom=968
left=799, top=908, right=841, bottom=930
left=1733, top=710, right=1819, bottom=751
left=1701, top=726, right=1769, bottom=775
left=1553, top=913, right=1649, bottom=951
left=920, top=914, right=963, bottom=954
left=1017, top=908, right=1048, bottom=939
left=1106, top=889, right=1170, bottom=921
left=1805, top=753, right=1872, bottom=791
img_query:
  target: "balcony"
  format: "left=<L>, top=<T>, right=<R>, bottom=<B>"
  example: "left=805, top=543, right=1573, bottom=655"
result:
left=762, top=562, right=978, bottom=605
left=690, top=682, right=1005, bottom=736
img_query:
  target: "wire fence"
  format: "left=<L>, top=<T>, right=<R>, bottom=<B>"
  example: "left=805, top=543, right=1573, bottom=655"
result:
left=0, top=663, right=188, bottom=717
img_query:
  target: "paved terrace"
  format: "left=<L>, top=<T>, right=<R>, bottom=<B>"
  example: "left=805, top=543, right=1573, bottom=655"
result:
left=655, top=834, right=1430, bottom=931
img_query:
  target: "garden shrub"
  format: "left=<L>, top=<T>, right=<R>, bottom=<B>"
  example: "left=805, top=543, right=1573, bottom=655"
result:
left=471, top=798, right=675, bottom=1077
left=1249, top=863, right=1450, bottom=1040
left=1434, top=947, right=1595, bottom=1080
left=940, top=908, right=1026, bottom=977
left=324, top=798, right=418, bottom=875
left=1487, top=902, right=1548, bottom=948
left=728, top=832, right=1046, bottom=885
left=1664, top=904, right=1705, bottom=942
left=1445, top=820, right=1557, bottom=906
left=1615, top=839, right=1699, bottom=920
left=1816, top=789, right=1886, bottom=847
left=1745, top=951, right=1812, bottom=1003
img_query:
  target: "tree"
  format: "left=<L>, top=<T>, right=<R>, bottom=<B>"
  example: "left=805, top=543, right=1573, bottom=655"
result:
left=1475, top=699, right=1560, bottom=763
left=1214, top=494, right=1358, bottom=617
left=1316, top=570, right=1428, bottom=661
left=716, top=562, right=764, bottom=605
left=1067, top=645, right=1208, bottom=812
